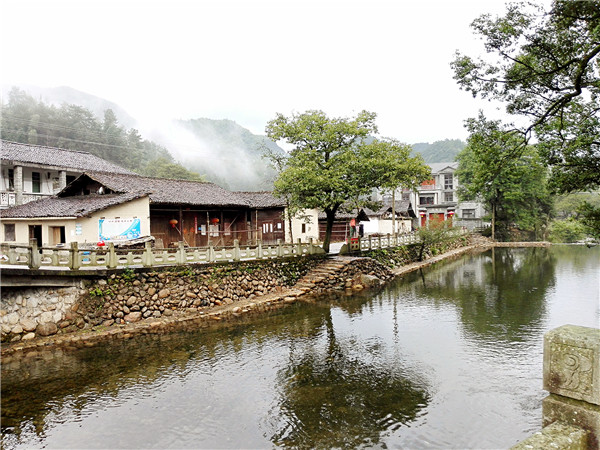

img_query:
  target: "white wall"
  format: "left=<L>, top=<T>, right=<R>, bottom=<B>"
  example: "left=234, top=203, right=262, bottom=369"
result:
left=1, top=197, right=150, bottom=246
left=287, top=208, right=320, bottom=243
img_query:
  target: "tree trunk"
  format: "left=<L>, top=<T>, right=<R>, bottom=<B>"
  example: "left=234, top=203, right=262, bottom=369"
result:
left=391, top=190, right=396, bottom=235
left=491, top=202, right=496, bottom=241
left=323, top=208, right=337, bottom=253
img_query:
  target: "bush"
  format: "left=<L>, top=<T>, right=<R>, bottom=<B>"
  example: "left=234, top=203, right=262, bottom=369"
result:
left=548, top=219, right=587, bottom=243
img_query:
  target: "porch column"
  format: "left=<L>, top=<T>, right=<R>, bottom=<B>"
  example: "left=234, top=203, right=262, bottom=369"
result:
left=58, top=170, right=67, bottom=192
left=14, top=165, right=23, bottom=205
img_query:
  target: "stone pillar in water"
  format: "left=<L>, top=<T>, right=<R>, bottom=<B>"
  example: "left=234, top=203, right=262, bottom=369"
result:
left=542, top=324, right=600, bottom=449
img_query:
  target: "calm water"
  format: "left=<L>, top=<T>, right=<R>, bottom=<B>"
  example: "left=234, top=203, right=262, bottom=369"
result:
left=2, top=246, right=599, bottom=449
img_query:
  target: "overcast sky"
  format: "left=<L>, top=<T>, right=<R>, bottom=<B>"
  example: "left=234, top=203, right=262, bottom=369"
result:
left=1, top=0, right=530, bottom=144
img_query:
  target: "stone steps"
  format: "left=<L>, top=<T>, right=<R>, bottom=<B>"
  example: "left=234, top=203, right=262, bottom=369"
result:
left=294, top=256, right=356, bottom=289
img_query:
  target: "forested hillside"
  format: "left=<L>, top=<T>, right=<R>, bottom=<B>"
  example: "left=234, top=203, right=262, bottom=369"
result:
left=0, top=88, right=202, bottom=181
left=412, top=139, right=465, bottom=163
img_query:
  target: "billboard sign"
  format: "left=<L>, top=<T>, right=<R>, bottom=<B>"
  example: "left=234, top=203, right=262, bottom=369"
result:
left=99, top=218, right=141, bottom=241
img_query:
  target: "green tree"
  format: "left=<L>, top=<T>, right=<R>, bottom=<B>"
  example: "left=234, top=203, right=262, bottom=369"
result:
left=456, top=115, right=552, bottom=241
left=140, top=157, right=203, bottom=181
left=266, top=110, right=381, bottom=252
left=452, top=0, right=600, bottom=228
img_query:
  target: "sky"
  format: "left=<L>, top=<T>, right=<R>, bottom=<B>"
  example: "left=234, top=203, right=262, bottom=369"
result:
left=1, top=0, right=526, bottom=145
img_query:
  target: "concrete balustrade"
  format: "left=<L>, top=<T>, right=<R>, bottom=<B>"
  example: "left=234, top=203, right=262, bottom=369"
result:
left=513, top=324, right=600, bottom=449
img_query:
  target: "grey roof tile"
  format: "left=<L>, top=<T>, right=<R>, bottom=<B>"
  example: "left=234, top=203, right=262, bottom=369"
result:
left=1, top=193, right=146, bottom=218
left=1, top=140, right=135, bottom=175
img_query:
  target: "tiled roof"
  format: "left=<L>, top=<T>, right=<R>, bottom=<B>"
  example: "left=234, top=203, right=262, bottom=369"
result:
left=1, top=193, right=146, bottom=218
left=0, top=140, right=135, bottom=175
left=234, top=191, right=286, bottom=208
left=62, top=172, right=255, bottom=207
left=429, top=162, right=458, bottom=173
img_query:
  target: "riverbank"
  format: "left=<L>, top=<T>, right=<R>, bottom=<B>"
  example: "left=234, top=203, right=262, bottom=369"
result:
left=0, top=239, right=549, bottom=358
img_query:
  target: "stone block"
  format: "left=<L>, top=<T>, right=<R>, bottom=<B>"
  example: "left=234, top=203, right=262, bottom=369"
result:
left=544, top=325, right=600, bottom=405
left=543, top=394, right=600, bottom=449
left=511, top=421, right=588, bottom=450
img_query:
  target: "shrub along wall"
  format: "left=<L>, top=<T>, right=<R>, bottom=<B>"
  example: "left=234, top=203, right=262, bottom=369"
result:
left=364, top=234, right=473, bottom=269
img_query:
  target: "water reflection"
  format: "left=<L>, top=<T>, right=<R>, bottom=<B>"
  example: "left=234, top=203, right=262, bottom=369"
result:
left=1, top=246, right=598, bottom=449
left=267, top=309, right=430, bottom=448
left=401, top=248, right=556, bottom=342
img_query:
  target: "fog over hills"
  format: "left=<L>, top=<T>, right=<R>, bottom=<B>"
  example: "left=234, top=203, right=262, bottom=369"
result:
left=2, top=84, right=465, bottom=190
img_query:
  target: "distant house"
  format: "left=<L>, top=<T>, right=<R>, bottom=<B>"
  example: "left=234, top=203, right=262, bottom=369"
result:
left=373, top=162, right=486, bottom=229
left=0, top=172, right=317, bottom=248
left=362, top=200, right=416, bottom=235
left=0, top=140, right=135, bottom=209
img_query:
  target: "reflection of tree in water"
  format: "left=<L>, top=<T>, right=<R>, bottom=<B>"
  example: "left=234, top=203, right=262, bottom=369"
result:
left=406, top=247, right=556, bottom=341
left=268, top=310, right=430, bottom=449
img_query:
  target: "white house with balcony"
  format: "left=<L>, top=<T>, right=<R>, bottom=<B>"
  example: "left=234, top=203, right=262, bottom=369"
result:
left=373, top=162, right=486, bottom=230
left=0, top=140, right=135, bottom=209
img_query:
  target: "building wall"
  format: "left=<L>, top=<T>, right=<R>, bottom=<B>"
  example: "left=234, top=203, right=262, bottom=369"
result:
left=1, top=197, right=150, bottom=246
left=362, top=218, right=412, bottom=235
left=1, top=164, right=81, bottom=209
left=288, top=208, right=320, bottom=243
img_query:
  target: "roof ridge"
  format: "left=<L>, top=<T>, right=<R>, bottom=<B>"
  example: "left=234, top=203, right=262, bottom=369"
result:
left=1, top=139, right=95, bottom=156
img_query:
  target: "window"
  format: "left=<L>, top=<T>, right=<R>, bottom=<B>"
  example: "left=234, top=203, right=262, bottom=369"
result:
left=7, top=169, right=14, bottom=190
left=4, top=224, right=15, bottom=241
left=444, top=173, right=453, bottom=190
left=402, top=192, right=410, bottom=201
left=444, top=192, right=453, bottom=202
left=462, top=209, right=476, bottom=219
left=419, top=195, right=434, bottom=205
left=301, top=223, right=306, bottom=234
left=32, top=172, right=41, bottom=193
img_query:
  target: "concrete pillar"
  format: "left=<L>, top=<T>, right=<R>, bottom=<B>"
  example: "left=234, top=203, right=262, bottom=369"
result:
left=542, top=325, right=600, bottom=448
left=14, top=165, right=23, bottom=205
left=58, top=170, right=67, bottom=192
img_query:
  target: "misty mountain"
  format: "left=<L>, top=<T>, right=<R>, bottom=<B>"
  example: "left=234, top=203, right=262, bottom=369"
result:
left=172, top=118, right=285, bottom=191
left=411, top=139, right=465, bottom=163
left=0, top=84, right=137, bottom=128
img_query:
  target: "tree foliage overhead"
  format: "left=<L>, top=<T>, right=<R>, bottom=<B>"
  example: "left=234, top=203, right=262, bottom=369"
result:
left=1, top=87, right=202, bottom=181
left=456, top=115, right=552, bottom=240
left=451, top=0, right=600, bottom=193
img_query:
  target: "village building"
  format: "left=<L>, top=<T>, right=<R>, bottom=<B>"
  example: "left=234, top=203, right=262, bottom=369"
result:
left=373, top=162, right=486, bottom=230
left=0, top=140, right=135, bottom=209
left=0, top=172, right=316, bottom=248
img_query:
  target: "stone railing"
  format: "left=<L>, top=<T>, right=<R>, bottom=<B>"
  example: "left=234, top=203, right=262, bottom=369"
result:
left=0, top=238, right=326, bottom=270
left=513, top=324, right=600, bottom=450
left=341, top=228, right=468, bottom=254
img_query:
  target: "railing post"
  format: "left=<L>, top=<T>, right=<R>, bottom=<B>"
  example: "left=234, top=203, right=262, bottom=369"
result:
left=28, top=238, right=41, bottom=269
left=257, top=239, right=263, bottom=259
left=209, top=243, right=215, bottom=263
left=368, top=235, right=372, bottom=251
left=386, top=233, right=391, bottom=248
left=176, top=242, right=186, bottom=264
left=297, top=238, right=302, bottom=255
left=308, top=238, right=314, bottom=255
left=69, top=241, right=80, bottom=270
left=108, top=242, right=117, bottom=268
left=233, top=239, right=241, bottom=261
left=277, top=239, right=283, bottom=257
left=142, top=241, right=153, bottom=267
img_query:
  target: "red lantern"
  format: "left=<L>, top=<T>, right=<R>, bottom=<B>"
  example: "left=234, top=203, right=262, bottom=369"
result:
left=169, top=219, right=178, bottom=228
left=211, top=218, right=220, bottom=224
left=448, top=211, right=455, bottom=217
left=97, top=241, right=106, bottom=247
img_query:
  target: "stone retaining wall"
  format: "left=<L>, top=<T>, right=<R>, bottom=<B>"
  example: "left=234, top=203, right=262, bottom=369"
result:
left=1, top=256, right=326, bottom=343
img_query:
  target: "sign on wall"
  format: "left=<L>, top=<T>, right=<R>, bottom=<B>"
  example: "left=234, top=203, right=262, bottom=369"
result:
left=99, top=218, right=141, bottom=241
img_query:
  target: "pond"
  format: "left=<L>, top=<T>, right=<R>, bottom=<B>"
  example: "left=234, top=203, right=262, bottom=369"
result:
left=1, top=245, right=599, bottom=449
